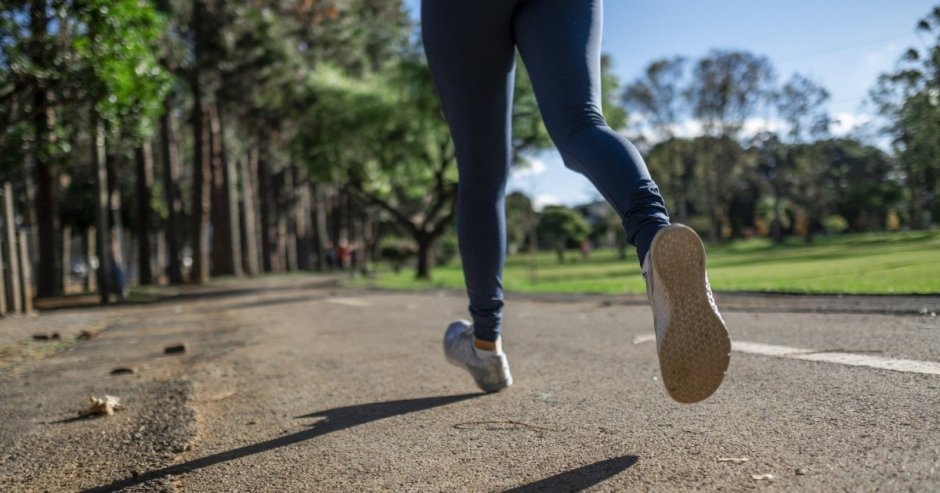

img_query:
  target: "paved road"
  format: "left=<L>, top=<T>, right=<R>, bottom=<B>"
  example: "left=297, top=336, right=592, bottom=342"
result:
left=1, top=276, right=939, bottom=492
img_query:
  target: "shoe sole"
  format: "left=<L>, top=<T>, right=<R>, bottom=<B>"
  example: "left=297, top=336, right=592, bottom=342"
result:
left=650, top=225, right=731, bottom=404
left=444, top=354, right=512, bottom=393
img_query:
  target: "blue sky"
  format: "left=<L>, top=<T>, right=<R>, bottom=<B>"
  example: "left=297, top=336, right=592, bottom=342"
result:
left=403, top=0, right=937, bottom=208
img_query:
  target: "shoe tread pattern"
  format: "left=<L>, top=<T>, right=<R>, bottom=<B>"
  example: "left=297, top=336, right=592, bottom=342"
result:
left=651, top=225, right=731, bottom=404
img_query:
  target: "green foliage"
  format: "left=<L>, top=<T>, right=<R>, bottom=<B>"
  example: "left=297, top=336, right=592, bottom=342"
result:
left=72, top=0, right=171, bottom=141
left=870, top=5, right=940, bottom=228
left=537, top=205, right=591, bottom=263
left=600, top=54, right=627, bottom=130
left=823, top=215, right=848, bottom=233
left=505, top=191, right=537, bottom=253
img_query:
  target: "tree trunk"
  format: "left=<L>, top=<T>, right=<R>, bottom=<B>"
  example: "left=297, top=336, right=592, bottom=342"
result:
left=3, top=183, right=22, bottom=312
left=294, top=167, right=312, bottom=271
left=414, top=232, right=436, bottom=280
left=106, top=131, right=128, bottom=298
left=155, top=230, right=166, bottom=283
left=771, top=193, right=784, bottom=244
left=190, top=94, right=211, bottom=284
left=93, top=118, right=111, bottom=303
left=60, top=225, right=70, bottom=295
left=135, top=142, right=155, bottom=285
left=160, top=97, right=184, bottom=284
left=0, top=227, right=6, bottom=315
left=555, top=241, right=565, bottom=264
left=18, top=230, right=34, bottom=314
left=34, top=94, right=58, bottom=298
left=31, top=0, right=59, bottom=298
left=23, top=157, right=38, bottom=279
left=313, top=183, right=330, bottom=271
left=283, top=166, right=298, bottom=271
left=258, top=142, right=277, bottom=272
left=85, top=226, right=97, bottom=292
left=221, top=107, right=243, bottom=277
left=239, top=151, right=260, bottom=276
left=209, top=101, right=241, bottom=276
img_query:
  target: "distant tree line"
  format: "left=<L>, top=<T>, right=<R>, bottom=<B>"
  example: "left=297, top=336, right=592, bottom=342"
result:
left=1, top=1, right=938, bottom=302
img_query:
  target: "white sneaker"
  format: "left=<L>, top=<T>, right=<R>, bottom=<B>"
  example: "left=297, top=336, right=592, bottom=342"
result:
left=443, top=320, right=513, bottom=393
left=644, top=224, right=731, bottom=403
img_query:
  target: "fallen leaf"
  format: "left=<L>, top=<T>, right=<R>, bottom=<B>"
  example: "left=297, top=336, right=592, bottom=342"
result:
left=164, top=343, right=186, bottom=354
left=80, top=395, right=124, bottom=417
left=78, top=330, right=97, bottom=340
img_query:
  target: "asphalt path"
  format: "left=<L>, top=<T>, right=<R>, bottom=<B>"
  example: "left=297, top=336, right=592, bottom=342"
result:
left=1, top=276, right=938, bottom=491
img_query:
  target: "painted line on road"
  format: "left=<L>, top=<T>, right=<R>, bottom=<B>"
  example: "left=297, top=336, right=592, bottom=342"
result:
left=633, top=334, right=657, bottom=345
left=633, top=333, right=940, bottom=376
left=326, top=297, right=371, bottom=307
left=731, top=341, right=940, bottom=375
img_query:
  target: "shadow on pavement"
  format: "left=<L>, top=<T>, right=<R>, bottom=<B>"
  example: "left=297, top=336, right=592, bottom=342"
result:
left=82, top=393, right=480, bottom=492
left=36, top=278, right=340, bottom=312
left=502, top=455, right=639, bottom=492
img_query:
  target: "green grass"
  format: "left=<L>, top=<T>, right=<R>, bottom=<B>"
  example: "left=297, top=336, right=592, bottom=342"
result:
left=352, top=230, right=940, bottom=295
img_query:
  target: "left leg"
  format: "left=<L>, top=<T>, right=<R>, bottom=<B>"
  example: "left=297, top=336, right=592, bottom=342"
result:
left=512, top=0, right=670, bottom=262
left=513, top=0, right=730, bottom=403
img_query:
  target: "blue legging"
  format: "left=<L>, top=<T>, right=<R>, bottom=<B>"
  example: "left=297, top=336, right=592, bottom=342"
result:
left=422, top=0, right=670, bottom=342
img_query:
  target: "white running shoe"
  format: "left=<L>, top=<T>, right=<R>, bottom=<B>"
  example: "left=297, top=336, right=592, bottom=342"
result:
left=443, top=320, right=513, bottom=393
left=644, top=224, right=731, bottom=403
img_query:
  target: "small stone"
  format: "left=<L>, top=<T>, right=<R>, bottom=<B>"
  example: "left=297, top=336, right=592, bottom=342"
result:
left=78, top=330, right=96, bottom=340
left=110, top=367, right=136, bottom=375
left=796, top=468, right=808, bottom=476
left=164, top=344, right=187, bottom=354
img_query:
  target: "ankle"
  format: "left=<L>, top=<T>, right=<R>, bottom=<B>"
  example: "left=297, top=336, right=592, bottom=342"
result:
left=473, top=337, right=503, bottom=358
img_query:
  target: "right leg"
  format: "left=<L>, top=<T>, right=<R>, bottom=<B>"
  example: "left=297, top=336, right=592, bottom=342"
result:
left=422, top=0, right=518, bottom=344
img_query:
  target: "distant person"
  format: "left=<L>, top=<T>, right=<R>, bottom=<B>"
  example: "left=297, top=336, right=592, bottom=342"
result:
left=423, top=0, right=730, bottom=403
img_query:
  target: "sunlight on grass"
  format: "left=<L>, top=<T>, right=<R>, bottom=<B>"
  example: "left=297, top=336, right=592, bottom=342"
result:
left=352, top=231, right=940, bottom=295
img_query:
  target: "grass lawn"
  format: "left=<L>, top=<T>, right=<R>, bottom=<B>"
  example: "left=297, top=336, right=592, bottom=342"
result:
left=353, top=230, right=940, bottom=295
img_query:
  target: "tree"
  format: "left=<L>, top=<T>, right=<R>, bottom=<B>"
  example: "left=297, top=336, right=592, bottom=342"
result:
left=687, top=50, right=775, bottom=241
left=1, top=0, right=169, bottom=299
left=623, top=57, right=690, bottom=221
left=814, top=139, right=902, bottom=232
left=537, top=205, right=591, bottom=264
left=505, top=191, right=536, bottom=255
left=300, top=51, right=552, bottom=279
left=871, top=6, right=940, bottom=229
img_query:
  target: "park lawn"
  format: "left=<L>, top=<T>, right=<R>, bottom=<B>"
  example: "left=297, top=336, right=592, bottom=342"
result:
left=354, top=230, right=940, bottom=295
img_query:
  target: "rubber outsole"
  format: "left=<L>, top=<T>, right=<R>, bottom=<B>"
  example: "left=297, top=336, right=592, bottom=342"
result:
left=649, top=225, right=731, bottom=404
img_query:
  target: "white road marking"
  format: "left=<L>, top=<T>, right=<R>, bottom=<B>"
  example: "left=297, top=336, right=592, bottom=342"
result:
left=632, top=334, right=656, bottom=345
left=326, top=297, right=371, bottom=307
left=633, top=333, right=940, bottom=376
left=732, top=341, right=940, bottom=376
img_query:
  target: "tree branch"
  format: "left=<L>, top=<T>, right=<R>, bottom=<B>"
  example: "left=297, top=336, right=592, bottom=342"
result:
left=346, top=183, right=419, bottom=236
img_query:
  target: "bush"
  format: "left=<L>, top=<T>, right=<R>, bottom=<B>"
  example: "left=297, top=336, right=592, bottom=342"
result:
left=378, top=238, right=415, bottom=273
left=823, top=215, right=849, bottom=234
left=436, top=234, right=458, bottom=266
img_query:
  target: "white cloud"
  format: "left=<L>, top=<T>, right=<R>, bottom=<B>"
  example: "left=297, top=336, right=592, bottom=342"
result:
left=741, top=116, right=787, bottom=136
left=511, top=158, right=547, bottom=180
left=532, top=193, right=562, bottom=211
left=831, top=112, right=872, bottom=136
